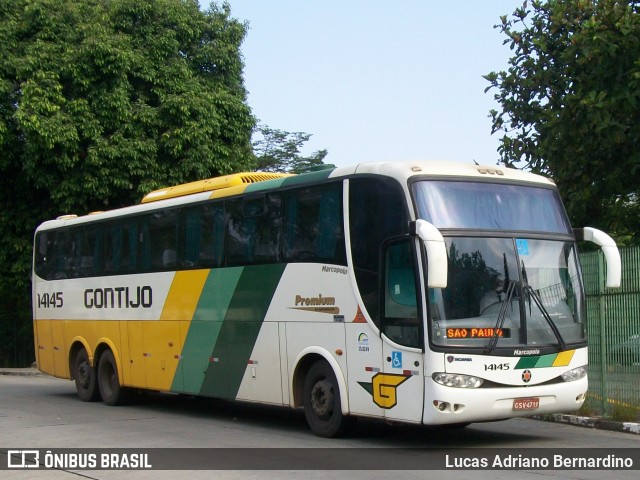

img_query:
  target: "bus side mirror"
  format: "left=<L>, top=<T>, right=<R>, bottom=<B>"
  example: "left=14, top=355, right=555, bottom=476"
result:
left=411, top=219, right=448, bottom=288
left=574, top=227, right=622, bottom=288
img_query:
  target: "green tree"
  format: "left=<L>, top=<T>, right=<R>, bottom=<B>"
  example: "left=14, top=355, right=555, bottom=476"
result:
left=253, top=124, right=330, bottom=173
left=485, top=0, right=640, bottom=243
left=0, top=0, right=255, bottom=366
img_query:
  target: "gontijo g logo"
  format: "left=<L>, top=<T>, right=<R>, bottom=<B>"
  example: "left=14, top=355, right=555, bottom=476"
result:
left=357, top=373, right=411, bottom=409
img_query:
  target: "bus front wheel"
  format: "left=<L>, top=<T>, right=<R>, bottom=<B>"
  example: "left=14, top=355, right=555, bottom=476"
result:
left=73, top=348, right=100, bottom=402
left=97, top=350, right=130, bottom=406
left=303, top=361, right=348, bottom=438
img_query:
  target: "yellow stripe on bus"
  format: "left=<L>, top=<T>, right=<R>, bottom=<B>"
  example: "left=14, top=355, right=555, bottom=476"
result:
left=552, top=350, right=575, bottom=367
left=139, top=270, right=210, bottom=391
left=160, top=270, right=210, bottom=321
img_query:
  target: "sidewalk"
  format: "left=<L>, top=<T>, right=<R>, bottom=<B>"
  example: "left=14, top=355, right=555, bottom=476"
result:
left=2, top=368, right=639, bottom=435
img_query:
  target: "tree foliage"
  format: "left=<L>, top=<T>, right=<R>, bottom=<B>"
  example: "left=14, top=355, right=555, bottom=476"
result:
left=485, top=0, right=640, bottom=243
left=252, top=124, right=329, bottom=173
left=0, top=0, right=255, bottom=365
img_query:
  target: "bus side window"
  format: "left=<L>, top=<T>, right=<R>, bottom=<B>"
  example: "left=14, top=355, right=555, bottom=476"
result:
left=212, top=204, right=225, bottom=266
left=316, top=185, right=345, bottom=262
left=180, top=203, right=224, bottom=268
left=284, top=183, right=345, bottom=264
left=252, top=193, right=282, bottom=264
left=121, top=220, right=138, bottom=273
left=53, top=230, right=71, bottom=279
left=160, top=211, right=178, bottom=269
left=227, top=198, right=257, bottom=266
left=75, top=225, right=103, bottom=277
left=385, top=241, right=418, bottom=314
left=284, top=189, right=315, bottom=261
left=139, top=219, right=151, bottom=271
left=181, top=207, right=203, bottom=268
left=104, top=223, right=119, bottom=274
left=382, top=238, right=421, bottom=348
left=140, top=210, right=178, bottom=271
left=226, top=195, right=282, bottom=266
left=105, top=220, right=138, bottom=274
left=35, top=232, right=52, bottom=280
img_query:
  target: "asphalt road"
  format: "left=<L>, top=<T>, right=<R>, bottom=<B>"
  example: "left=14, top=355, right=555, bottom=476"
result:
left=1, top=373, right=639, bottom=480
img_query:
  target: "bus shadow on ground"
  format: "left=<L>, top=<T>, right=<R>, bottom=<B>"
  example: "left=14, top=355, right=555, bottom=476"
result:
left=96, top=389, right=546, bottom=448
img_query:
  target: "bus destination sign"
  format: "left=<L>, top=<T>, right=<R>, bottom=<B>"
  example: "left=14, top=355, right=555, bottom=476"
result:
left=446, top=328, right=511, bottom=339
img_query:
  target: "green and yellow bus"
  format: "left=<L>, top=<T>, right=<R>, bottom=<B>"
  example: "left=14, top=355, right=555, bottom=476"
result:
left=32, top=160, right=621, bottom=437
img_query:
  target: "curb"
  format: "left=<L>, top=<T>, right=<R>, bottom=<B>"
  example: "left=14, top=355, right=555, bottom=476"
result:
left=533, top=413, right=640, bottom=435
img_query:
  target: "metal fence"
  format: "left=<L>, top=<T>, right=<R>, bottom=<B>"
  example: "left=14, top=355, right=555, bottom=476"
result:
left=581, top=246, right=640, bottom=421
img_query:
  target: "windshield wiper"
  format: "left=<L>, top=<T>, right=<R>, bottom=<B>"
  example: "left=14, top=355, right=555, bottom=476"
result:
left=485, top=279, right=516, bottom=354
left=521, top=260, right=567, bottom=351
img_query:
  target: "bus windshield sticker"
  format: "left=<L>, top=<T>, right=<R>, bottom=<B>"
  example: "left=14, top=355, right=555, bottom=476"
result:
left=516, top=239, right=530, bottom=256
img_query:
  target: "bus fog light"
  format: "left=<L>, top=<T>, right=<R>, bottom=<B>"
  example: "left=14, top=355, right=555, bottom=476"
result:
left=561, top=366, right=587, bottom=382
left=433, top=373, right=484, bottom=388
left=434, top=401, right=448, bottom=411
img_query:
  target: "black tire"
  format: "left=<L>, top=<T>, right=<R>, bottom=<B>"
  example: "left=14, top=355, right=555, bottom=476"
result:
left=73, top=348, right=100, bottom=402
left=97, top=350, right=130, bottom=406
left=303, top=361, right=348, bottom=438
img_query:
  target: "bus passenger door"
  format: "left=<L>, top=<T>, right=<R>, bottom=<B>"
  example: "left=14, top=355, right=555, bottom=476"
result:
left=380, top=238, right=425, bottom=423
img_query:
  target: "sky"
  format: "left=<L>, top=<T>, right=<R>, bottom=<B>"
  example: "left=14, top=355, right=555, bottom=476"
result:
left=221, top=1, right=524, bottom=168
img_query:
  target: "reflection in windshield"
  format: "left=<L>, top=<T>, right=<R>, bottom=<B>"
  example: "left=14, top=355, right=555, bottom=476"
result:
left=429, top=238, right=585, bottom=350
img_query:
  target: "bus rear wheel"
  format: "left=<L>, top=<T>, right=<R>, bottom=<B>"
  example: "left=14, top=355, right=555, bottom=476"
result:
left=303, top=361, right=349, bottom=438
left=73, top=347, right=100, bottom=402
left=97, top=350, right=130, bottom=406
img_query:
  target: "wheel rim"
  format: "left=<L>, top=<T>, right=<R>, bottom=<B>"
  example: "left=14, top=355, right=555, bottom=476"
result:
left=310, top=378, right=334, bottom=419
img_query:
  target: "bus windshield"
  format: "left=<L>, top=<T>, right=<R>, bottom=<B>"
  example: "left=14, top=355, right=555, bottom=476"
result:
left=427, top=237, right=586, bottom=350
left=413, top=180, right=584, bottom=351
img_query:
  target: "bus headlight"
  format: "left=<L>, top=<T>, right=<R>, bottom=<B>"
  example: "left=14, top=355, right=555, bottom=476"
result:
left=561, top=366, right=587, bottom=382
left=433, top=373, right=484, bottom=388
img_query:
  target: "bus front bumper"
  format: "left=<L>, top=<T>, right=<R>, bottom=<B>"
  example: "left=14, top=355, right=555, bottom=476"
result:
left=423, top=376, right=588, bottom=425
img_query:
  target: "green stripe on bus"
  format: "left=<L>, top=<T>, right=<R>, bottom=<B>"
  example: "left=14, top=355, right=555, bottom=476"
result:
left=244, top=169, right=335, bottom=194
left=192, top=268, right=245, bottom=322
left=515, top=353, right=560, bottom=369
left=198, top=264, right=286, bottom=399
left=280, top=169, right=335, bottom=187
left=172, top=267, right=244, bottom=393
left=514, top=356, right=540, bottom=369
left=534, top=354, right=557, bottom=368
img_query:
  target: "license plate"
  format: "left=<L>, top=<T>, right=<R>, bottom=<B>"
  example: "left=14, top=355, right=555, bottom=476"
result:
left=513, top=397, right=540, bottom=411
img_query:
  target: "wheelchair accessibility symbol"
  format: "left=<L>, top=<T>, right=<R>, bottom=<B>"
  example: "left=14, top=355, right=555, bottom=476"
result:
left=391, top=351, right=402, bottom=369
